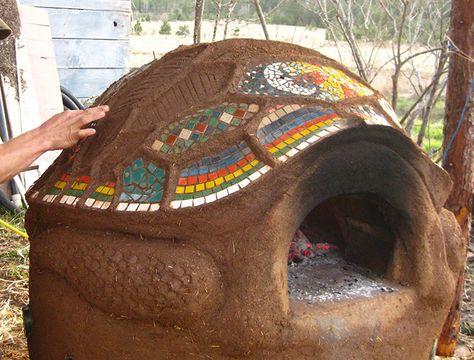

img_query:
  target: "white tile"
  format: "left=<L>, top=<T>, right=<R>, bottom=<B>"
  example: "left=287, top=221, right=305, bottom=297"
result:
left=181, top=199, right=194, bottom=208
left=275, top=109, right=286, bottom=118
left=137, top=203, right=150, bottom=211
left=92, top=200, right=103, bottom=209
left=73, top=198, right=79, bottom=206
left=85, top=198, right=95, bottom=207
left=66, top=196, right=76, bottom=205
left=117, top=202, right=128, bottom=211
left=283, top=105, right=293, bottom=113
left=149, top=203, right=160, bottom=211
left=238, top=179, right=251, bottom=188
left=260, top=165, right=271, bottom=174
left=318, top=130, right=330, bottom=137
left=193, top=197, right=205, bottom=206
left=126, top=203, right=139, bottom=211
left=227, top=184, right=240, bottom=194
left=278, top=155, right=288, bottom=163
left=170, top=200, right=181, bottom=209
left=179, top=128, right=192, bottom=140
left=296, top=142, right=309, bottom=151
left=216, top=189, right=228, bottom=199
left=31, top=191, right=39, bottom=199
left=248, top=104, right=259, bottom=113
left=42, top=195, right=49, bottom=202
left=101, top=202, right=111, bottom=210
left=205, top=193, right=217, bottom=203
left=59, top=195, right=68, bottom=204
left=268, top=112, right=279, bottom=122
left=326, top=125, right=339, bottom=133
left=249, top=171, right=262, bottom=181
left=220, top=112, right=234, bottom=124
left=152, top=140, right=164, bottom=151
left=287, top=148, right=299, bottom=157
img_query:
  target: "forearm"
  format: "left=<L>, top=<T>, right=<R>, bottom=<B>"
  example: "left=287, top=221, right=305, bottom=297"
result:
left=0, top=128, right=48, bottom=184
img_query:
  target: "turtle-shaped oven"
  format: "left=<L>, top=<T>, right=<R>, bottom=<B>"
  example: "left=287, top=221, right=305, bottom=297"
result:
left=25, top=39, right=464, bottom=360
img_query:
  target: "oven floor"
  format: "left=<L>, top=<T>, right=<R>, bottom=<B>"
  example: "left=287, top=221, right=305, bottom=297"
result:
left=288, top=247, right=399, bottom=304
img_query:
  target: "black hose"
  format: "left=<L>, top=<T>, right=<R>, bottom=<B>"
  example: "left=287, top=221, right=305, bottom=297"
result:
left=0, top=189, right=20, bottom=214
left=61, top=86, right=85, bottom=110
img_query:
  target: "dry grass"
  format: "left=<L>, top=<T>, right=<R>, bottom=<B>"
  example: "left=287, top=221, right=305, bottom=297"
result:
left=0, top=211, right=473, bottom=359
left=0, top=210, right=29, bottom=360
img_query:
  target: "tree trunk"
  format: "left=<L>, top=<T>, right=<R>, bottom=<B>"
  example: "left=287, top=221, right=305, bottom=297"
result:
left=437, top=0, right=474, bottom=356
left=223, top=0, right=238, bottom=40
left=212, top=0, right=222, bottom=42
left=253, top=0, right=270, bottom=40
left=194, top=0, right=205, bottom=44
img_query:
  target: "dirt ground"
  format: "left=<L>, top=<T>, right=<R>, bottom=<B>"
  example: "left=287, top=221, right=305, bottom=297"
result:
left=0, top=211, right=473, bottom=359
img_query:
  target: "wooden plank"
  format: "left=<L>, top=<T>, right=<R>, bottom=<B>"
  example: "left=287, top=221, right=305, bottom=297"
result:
left=19, top=3, right=50, bottom=25
left=42, top=8, right=130, bottom=40
left=53, top=39, right=129, bottom=69
left=58, top=68, right=127, bottom=99
left=20, top=0, right=131, bottom=13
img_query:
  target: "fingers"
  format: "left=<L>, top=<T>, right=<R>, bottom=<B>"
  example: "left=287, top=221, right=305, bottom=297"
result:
left=77, top=128, right=96, bottom=140
left=74, top=105, right=110, bottom=126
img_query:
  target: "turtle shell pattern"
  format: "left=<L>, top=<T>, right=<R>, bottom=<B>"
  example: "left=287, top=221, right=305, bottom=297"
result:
left=27, top=40, right=400, bottom=213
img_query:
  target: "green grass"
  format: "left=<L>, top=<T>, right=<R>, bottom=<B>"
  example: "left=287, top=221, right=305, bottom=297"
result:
left=396, top=97, right=445, bottom=158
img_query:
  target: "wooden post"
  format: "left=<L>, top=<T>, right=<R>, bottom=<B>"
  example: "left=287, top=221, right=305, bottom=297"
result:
left=194, top=0, right=205, bottom=44
left=437, top=0, right=474, bottom=356
left=253, top=0, right=270, bottom=40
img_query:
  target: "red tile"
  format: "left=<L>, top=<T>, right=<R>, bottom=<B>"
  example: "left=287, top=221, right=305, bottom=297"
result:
left=198, top=174, right=208, bottom=183
left=281, top=134, right=290, bottom=141
left=60, top=173, right=70, bottom=182
left=194, top=122, right=207, bottom=133
left=233, top=109, right=246, bottom=118
left=237, top=159, right=248, bottom=167
left=217, top=168, right=227, bottom=177
left=272, top=139, right=281, bottom=146
left=79, top=176, right=91, bottom=183
left=245, top=153, right=255, bottom=161
left=166, top=134, right=178, bottom=145
left=208, top=172, right=218, bottom=180
left=227, top=164, right=237, bottom=173
left=106, top=181, right=115, bottom=187
left=187, top=176, right=197, bottom=185
left=178, top=178, right=187, bottom=186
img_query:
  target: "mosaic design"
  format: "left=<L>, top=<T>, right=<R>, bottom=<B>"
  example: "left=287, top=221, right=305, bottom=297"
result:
left=42, top=172, right=70, bottom=203
left=116, top=158, right=165, bottom=212
left=378, top=98, right=399, bottom=124
left=238, top=61, right=373, bottom=101
left=59, top=175, right=91, bottom=206
left=257, top=105, right=345, bottom=162
left=171, top=141, right=270, bottom=209
left=152, top=103, right=260, bottom=154
left=85, top=181, right=116, bottom=210
left=347, top=105, right=390, bottom=126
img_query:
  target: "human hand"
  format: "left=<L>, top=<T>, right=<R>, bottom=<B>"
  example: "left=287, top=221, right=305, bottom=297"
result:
left=36, top=105, right=110, bottom=151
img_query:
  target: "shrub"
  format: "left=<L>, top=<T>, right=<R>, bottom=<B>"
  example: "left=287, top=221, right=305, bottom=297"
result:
left=176, top=24, right=190, bottom=36
left=133, top=19, right=143, bottom=35
left=159, top=20, right=172, bottom=35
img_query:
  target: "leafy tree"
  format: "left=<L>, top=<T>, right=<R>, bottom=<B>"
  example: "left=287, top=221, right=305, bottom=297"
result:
left=176, top=24, right=190, bottom=36
left=133, top=19, right=143, bottom=35
left=159, top=20, right=172, bottom=35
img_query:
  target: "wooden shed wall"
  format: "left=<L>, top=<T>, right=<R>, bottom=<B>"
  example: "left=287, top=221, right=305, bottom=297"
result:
left=20, top=0, right=131, bottom=101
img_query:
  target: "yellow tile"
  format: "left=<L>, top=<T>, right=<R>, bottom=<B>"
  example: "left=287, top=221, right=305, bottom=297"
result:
left=269, top=147, right=279, bottom=154
left=308, top=125, right=319, bottom=132
left=301, top=129, right=311, bottom=136
left=176, top=186, right=185, bottom=194
left=250, top=160, right=259, bottom=167
left=196, top=183, right=205, bottom=192
left=107, top=188, right=115, bottom=196
left=215, top=177, right=224, bottom=186
left=73, top=182, right=87, bottom=190
left=185, top=185, right=195, bottom=193
left=324, top=120, right=333, bottom=125
left=284, top=138, right=295, bottom=145
left=224, top=174, right=234, bottom=182
left=96, top=186, right=105, bottom=193
left=205, top=181, right=215, bottom=189
left=292, top=133, right=303, bottom=140
left=243, top=164, right=253, bottom=172
left=276, top=142, right=286, bottom=149
left=233, top=169, right=244, bottom=177
left=55, top=181, right=66, bottom=189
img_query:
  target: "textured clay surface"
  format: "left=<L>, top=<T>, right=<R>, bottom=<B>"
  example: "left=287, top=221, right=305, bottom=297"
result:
left=25, top=39, right=465, bottom=359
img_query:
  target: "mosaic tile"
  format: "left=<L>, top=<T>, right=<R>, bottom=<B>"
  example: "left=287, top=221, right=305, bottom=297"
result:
left=257, top=105, right=347, bottom=161
left=59, top=175, right=91, bottom=206
left=152, top=102, right=260, bottom=155
left=347, top=105, right=390, bottom=126
left=378, top=98, right=399, bottom=124
left=171, top=141, right=271, bottom=209
left=238, top=62, right=373, bottom=101
left=116, top=158, right=166, bottom=212
left=85, top=181, right=116, bottom=210
left=42, top=171, right=71, bottom=203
